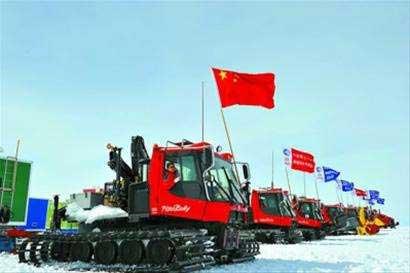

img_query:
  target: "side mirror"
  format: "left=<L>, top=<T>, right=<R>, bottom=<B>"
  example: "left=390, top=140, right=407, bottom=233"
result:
left=216, top=145, right=223, bottom=152
left=242, top=164, right=250, bottom=180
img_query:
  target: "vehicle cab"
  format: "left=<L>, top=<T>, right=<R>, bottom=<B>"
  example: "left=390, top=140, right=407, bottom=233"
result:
left=251, top=188, right=296, bottom=228
left=134, top=140, right=251, bottom=225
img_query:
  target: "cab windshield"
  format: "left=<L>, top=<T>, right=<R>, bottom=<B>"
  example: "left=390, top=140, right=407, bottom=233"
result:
left=260, top=193, right=295, bottom=217
left=346, top=209, right=357, bottom=218
left=328, top=207, right=340, bottom=220
left=206, top=157, right=246, bottom=204
left=300, top=202, right=322, bottom=220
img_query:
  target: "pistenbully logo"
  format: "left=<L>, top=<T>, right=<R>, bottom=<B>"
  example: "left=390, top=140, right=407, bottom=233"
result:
left=161, top=204, right=191, bottom=213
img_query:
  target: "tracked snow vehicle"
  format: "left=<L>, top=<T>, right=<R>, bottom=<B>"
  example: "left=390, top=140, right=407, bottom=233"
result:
left=342, top=206, right=360, bottom=234
left=321, top=204, right=349, bottom=235
left=357, top=206, right=380, bottom=235
left=18, top=136, right=259, bottom=272
left=250, top=187, right=303, bottom=244
left=374, top=211, right=399, bottom=229
left=292, top=196, right=326, bottom=240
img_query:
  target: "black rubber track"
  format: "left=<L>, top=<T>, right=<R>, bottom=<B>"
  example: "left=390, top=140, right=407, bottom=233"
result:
left=18, top=228, right=259, bottom=272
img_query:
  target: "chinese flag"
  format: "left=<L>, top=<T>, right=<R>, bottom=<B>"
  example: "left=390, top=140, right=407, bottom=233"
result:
left=212, top=67, right=276, bottom=109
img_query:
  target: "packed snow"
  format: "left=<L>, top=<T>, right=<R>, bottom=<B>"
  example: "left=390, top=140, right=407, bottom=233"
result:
left=66, top=202, right=128, bottom=224
left=0, top=227, right=408, bottom=273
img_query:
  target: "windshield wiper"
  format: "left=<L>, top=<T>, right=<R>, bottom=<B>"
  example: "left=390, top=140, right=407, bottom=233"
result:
left=286, top=199, right=296, bottom=217
left=221, top=168, right=246, bottom=204
left=279, top=199, right=292, bottom=217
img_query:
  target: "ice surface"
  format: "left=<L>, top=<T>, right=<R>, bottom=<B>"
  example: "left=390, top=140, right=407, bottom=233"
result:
left=0, top=227, right=408, bottom=273
left=202, top=227, right=410, bottom=273
left=65, top=202, right=128, bottom=224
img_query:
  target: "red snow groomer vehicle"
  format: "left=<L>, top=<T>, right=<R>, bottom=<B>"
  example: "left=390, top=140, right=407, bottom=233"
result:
left=375, top=211, right=399, bottom=228
left=342, top=205, right=360, bottom=234
left=292, top=196, right=326, bottom=240
left=321, top=203, right=351, bottom=235
left=19, top=136, right=259, bottom=272
left=250, top=187, right=303, bottom=244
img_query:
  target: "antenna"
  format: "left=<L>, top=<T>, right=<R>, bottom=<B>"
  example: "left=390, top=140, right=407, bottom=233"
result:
left=271, top=150, right=274, bottom=188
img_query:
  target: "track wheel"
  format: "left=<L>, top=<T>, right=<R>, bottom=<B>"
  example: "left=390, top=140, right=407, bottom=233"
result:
left=119, top=239, right=144, bottom=264
left=61, top=242, right=72, bottom=261
left=50, top=242, right=64, bottom=261
left=69, top=242, right=93, bottom=262
left=94, top=241, right=118, bottom=265
left=29, top=242, right=40, bottom=264
left=146, top=239, right=174, bottom=265
left=18, top=241, right=29, bottom=263
left=40, top=242, right=50, bottom=262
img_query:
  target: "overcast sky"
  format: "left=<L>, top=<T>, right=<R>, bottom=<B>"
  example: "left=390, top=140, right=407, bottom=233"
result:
left=1, top=2, right=409, bottom=224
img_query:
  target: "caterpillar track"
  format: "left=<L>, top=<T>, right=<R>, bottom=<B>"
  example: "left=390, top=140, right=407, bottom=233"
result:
left=18, top=229, right=216, bottom=272
left=252, top=226, right=303, bottom=244
left=18, top=228, right=259, bottom=272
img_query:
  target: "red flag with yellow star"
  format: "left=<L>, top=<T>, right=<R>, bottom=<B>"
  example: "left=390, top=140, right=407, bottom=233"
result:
left=212, top=67, right=275, bottom=109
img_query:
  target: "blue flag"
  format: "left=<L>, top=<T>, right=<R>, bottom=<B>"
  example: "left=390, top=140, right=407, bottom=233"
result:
left=322, top=166, right=340, bottom=182
left=341, top=180, right=354, bottom=192
left=368, top=190, right=380, bottom=200
left=376, top=198, right=385, bottom=205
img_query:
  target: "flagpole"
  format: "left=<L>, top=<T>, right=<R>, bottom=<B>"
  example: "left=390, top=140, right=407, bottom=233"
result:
left=339, top=188, right=344, bottom=205
left=285, top=166, right=292, bottom=196
left=335, top=184, right=341, bottom=204
left=303, top=172, right=306, bottom=197
left=201, top=81, right=205, bottom=142
left=315, top=178, right=320, bottom=201
left=219, top=107, right=241, bottom=183
left=271, top=150, right=274, bottom=188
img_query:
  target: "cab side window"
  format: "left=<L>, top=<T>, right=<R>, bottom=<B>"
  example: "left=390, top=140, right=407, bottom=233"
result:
left=180, top=155, right=198, bottom=182
left=164, top=153, right=205, bottom=200
left=164, top=155, right=180, bottom=180
left=164, top=154, right=198, bottom=183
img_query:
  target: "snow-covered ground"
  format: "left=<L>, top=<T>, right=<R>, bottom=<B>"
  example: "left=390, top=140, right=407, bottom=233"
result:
left=204, top=227, right=410, bottom=273
left=0, top=227, right=409, bottom=273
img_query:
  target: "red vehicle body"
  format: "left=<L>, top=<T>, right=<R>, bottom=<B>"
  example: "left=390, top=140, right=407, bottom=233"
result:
left=321, top=204, right=356, bottom=235
left=251, top=188, right=293, bottom=227
left=250, top=187, right=303, bottom=243
left=371, top=210, right=399, bottom=229
left=146, top=142, right=248, bottom=224
left=375, top=213, right=398, bottom=228
left=292, top=196, right=325, bottom=240
left=321, top=204, right=344, bottom=226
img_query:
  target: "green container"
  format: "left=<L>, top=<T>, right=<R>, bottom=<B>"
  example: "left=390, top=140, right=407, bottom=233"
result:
left=0, top=157, right=31, bottom=225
